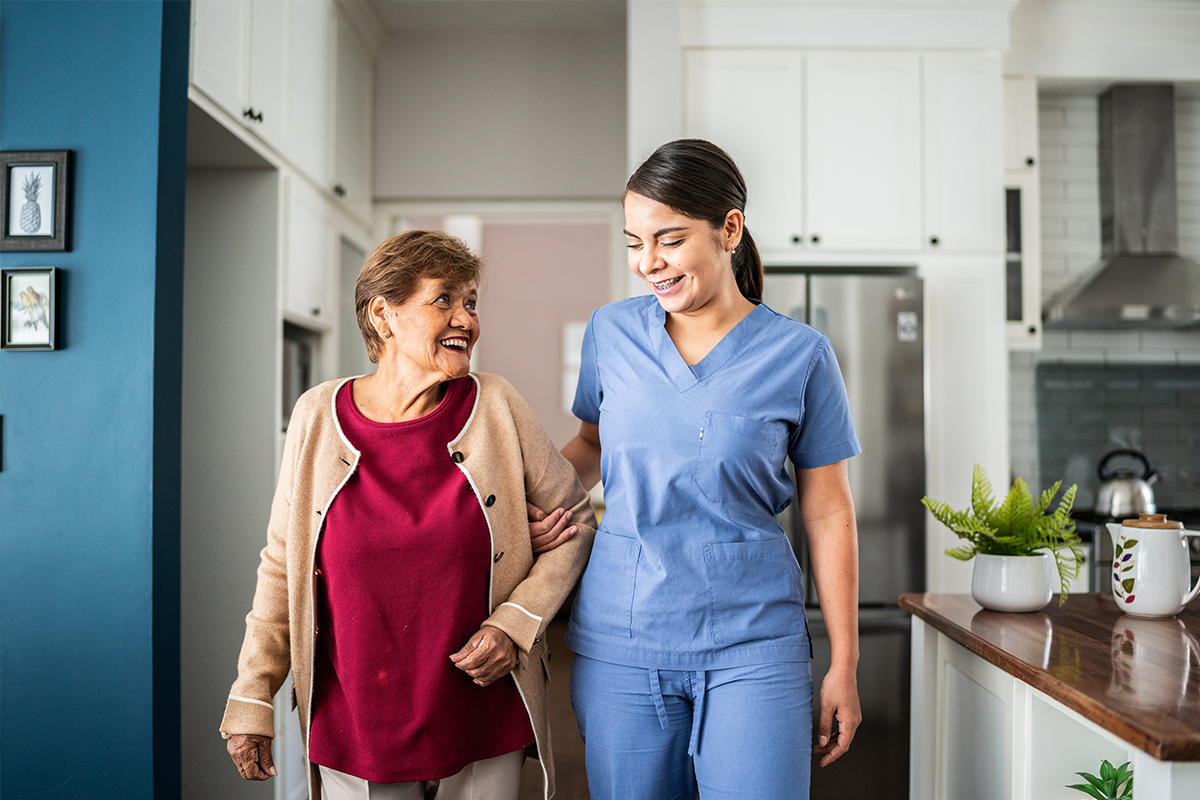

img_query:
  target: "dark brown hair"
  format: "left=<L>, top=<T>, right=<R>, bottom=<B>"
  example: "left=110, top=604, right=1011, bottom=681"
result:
left=355, top=230, right=483, bottom=363
left=624, top=138, right=763, bottom=301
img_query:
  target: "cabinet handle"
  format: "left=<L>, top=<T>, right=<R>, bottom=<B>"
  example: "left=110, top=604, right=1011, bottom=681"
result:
left=929, top=236, right=940, bottom=246
left=311, top=307, right=321, bottom=317
left=333, top=184, right=346, bottom=198
left=255, top=110, right=263, bottom=123
left=242, top=107, right=263, bottom=123
left=810, top=234, right=820, bottom=244
left=242, top=107, right=254, bottom=119
left=1025, top=156, right=1035, bottom=167
left=1027, top=325, right=1037, bottom=336
left=791, top=235, right=801, bottom=245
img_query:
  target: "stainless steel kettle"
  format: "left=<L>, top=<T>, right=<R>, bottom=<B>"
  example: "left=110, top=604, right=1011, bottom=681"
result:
left=1094, top=448, right=1158, bottom=518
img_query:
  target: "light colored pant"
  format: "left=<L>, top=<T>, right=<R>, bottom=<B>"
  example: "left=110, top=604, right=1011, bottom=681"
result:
left=571, top=655, right=814, bottom=800
left=318, top=749, right=524, bottom=800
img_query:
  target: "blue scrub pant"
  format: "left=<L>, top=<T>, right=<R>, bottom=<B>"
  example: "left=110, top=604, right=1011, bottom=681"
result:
left=570, top=655, right=813, bottom=800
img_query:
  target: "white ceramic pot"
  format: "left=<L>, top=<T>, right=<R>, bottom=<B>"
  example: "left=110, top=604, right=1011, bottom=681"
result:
left=971, top=553, right=1054, bottom=613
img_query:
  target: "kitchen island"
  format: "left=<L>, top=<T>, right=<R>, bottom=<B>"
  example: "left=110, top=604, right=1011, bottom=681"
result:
left=900, top=592, right=1200, bottom=800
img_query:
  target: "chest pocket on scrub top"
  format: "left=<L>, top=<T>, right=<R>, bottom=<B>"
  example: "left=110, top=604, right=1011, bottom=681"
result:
left=693, top=410, right=782, bottom=504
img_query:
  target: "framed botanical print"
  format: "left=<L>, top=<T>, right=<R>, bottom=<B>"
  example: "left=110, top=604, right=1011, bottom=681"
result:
left=1, top=151, right=72, bottom=251
left=2, top=267, right=60, bottom=350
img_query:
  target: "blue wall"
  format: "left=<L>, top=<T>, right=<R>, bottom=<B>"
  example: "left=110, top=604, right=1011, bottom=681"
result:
left=0, top=2, right=189, bottom=796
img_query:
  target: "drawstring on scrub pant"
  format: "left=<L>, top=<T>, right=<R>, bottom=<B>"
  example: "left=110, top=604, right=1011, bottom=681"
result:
left=648, top=668, right=709, bottom=757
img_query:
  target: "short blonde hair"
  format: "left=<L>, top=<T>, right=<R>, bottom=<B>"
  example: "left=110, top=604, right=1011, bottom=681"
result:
left=355, top=230, right=483, bottom=363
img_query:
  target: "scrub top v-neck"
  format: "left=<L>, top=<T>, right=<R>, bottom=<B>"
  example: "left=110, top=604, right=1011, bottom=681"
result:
left=566, top=296, right=861, bottom=670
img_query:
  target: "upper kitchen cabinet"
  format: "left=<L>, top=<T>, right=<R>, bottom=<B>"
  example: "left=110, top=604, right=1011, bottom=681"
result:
left=922, top=52, right=1004, bottom=253
left=285, top=178, right=332, bottom=328
left=190, top=0, right=250, bottom=125
left=1003, top=75, right=1039, bottom=172
left=684, top=50, right=806, bottom=253
left=330, top=9, right=374, bottom=223
left=805, top=51, right=921, bottom=252
left=189, top=0, right=350, bottom=194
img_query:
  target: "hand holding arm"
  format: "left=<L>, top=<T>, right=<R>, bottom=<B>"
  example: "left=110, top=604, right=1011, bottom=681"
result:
left=798, top=460, right=862, bottom=767
left=527, top=502, right=578, bottom=554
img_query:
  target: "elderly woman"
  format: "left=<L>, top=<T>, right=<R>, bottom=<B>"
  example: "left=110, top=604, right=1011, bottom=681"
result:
left=221, top=230, right=596, bottom=800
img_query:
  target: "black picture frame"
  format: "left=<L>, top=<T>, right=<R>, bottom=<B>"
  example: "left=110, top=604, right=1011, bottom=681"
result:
left=2, top=267, right=60, bottom=351
left=1, top=150, right=72, bottom=251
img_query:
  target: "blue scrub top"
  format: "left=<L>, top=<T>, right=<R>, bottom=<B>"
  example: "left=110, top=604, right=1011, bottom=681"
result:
left=565, top=296, right=861, bottom=670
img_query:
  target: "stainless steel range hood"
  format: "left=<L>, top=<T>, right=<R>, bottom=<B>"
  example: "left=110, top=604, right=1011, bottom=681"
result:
left=1043, top=84, right=1200, bottom=328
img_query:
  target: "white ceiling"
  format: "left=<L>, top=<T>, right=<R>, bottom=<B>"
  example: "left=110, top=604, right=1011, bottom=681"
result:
left=368, top=0, right=626, bottom=32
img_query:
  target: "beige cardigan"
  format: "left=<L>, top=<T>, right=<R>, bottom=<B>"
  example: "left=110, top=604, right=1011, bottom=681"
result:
left=220, top=373, right=596, bottom=800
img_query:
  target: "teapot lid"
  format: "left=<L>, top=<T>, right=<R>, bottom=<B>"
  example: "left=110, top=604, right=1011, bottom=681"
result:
left=1122, top=513, right=1183, bottom=529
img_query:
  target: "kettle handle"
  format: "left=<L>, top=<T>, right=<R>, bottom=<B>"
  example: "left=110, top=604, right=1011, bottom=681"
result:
left=1097, top=448, right=1158, bottom=482
left=1185, top=531, right=1200, bottom=607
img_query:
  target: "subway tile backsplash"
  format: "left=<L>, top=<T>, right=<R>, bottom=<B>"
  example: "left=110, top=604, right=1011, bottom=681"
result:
left=1008, top=91, right=1200, bottom=503
left=1036, top=363, right=1200, bottom=510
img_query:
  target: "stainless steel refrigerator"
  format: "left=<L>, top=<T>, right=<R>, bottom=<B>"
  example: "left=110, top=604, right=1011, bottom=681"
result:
left=763, top=268, right=924, bottom=800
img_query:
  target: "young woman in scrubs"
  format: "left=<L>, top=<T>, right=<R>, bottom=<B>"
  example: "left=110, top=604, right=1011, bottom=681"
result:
left=560, top=139, right=862, bottom=799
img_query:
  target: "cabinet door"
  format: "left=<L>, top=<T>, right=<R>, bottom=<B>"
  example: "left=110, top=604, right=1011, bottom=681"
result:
left=805, top=51, right=921, bottom=251
left=191, top=0, right=250, bottom=117
left=331, top=11, right=373, bottom=221
left=286, top=181, right=330, bottom=325
left=923, top=52, right=1004, bottom=253
left=285, top=0, right=331, bottom=186
left=684, top=49, right=805, bottom=253
left=1004, top=76, right=1039, bottom=171
left=248, top=0, right=288, bottom=148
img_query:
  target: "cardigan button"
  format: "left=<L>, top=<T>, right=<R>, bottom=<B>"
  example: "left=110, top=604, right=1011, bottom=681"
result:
left=534, top=637, right=542, bottom=645
left=451, top=451, right=465, bottom=463
left=493, top=552, right=504, bottom=563
left=485, top=494, right=496, bottom=507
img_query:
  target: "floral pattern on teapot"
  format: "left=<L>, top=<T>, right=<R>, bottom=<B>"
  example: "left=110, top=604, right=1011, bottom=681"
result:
left=1112, top=536, right=1139, bottom=604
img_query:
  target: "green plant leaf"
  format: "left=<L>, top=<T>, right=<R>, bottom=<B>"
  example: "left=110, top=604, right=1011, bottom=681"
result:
left=1066, top=782, right=1108, bottom=800
left=1099, top=760, right=1115, bottom=783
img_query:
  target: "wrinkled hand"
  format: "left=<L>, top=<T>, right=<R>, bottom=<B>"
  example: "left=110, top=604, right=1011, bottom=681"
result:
left=228, top=733, right=276, bottom=780
left=450, top=625, right=519, bottom=687
left=527, top=502, right=577, bottom=555
left=812, top=665, right=861, bottom=767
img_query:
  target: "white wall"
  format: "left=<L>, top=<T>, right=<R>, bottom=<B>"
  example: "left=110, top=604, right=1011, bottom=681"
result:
left=373, top=26, right=626, bottom=200
left=1009, top=91, right=1200, bottom=490
left=181, top=169, right=280, bottom=800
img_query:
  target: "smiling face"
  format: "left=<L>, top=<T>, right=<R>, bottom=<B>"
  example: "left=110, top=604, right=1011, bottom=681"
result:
left=623, top=192, right=743, bottom=318
left=378, top=276, right=479, bottom=382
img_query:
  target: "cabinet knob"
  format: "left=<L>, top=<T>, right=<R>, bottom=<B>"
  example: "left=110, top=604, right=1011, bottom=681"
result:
left=1025, top=156, right=1035, bottom=167
left=929, top=236, right=940, bottom=246
left=791, top=235, right=801, bottom=245
left=333, top=184, right=346, bottom=198
left=311, top=307, right=321, bottom=317
left=810, top=234, right=820, bottom=244
left=1028, top=325, right=1038, bottom=336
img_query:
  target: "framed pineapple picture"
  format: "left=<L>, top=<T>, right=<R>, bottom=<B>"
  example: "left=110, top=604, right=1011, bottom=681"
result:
left=1, top=150, right=72, bottom=251
left=2, top=267, right=60, bottom=350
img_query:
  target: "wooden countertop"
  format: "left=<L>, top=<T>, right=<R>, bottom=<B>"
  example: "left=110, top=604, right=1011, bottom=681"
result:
left=898, top=592, right=1200, bottom=761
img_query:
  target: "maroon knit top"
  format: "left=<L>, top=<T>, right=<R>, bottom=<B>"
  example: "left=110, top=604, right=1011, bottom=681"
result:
left=307, top=378, right=535, bottom=782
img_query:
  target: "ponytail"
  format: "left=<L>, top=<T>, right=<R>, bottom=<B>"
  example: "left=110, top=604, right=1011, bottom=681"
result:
left=732, top=227, right=763, bottom=302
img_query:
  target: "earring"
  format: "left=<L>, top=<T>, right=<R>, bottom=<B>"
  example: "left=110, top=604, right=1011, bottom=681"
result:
left=379, top=328, right=391, bottom=340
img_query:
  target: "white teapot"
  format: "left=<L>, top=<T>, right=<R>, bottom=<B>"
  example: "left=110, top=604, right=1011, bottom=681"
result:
left=1107, top=514, right=1200, bottom=617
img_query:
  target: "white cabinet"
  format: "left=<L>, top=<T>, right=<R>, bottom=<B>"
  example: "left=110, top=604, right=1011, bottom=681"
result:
left=922, top=52, right=1004, bottom=253
left=285, top=180, right=331, bottom=327
left=330, top=10, right=373, bottom=222
left=1004, top=76, right=1040, bottom=172
left=1003, top=76, right=1043, bottom=349
left=190, top=0, right=249, bottom=120
left=684, top=49, right=805, bottom=252
left=806, top=51, right=921, bottom=251
left=190, top=0, right=334, bottom=188
left=686, top=49, right=1004, bottom=257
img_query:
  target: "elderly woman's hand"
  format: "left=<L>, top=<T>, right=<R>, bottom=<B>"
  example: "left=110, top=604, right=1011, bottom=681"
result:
left=449, top=625, right=519, bottom=686
left=527, top=502, right=578, bottom=554
left=227, top=733, right=277, bottom=780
